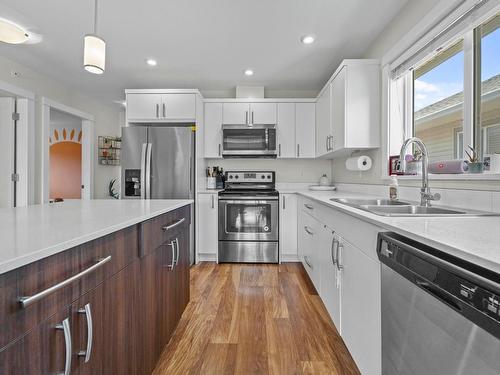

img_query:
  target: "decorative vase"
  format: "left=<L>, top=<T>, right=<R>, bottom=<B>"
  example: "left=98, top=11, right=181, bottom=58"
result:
left=468, top=162, right=484, bottom=173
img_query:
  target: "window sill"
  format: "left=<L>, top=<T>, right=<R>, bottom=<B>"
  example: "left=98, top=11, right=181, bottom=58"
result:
left=393, top=173, right=500, bottom=181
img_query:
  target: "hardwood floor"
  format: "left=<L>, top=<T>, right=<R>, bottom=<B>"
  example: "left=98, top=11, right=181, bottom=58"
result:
left=152, top=262, right=360, bottom=375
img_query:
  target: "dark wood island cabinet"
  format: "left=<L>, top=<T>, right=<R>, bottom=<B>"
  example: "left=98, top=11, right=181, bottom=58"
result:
left=0, top=204, right=191, bottom=375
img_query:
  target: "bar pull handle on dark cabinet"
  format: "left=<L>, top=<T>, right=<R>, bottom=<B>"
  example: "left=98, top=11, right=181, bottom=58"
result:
left=55, top=318, right=72, bottom=375
left=174, top=238, right=180, bottom=265
left=19, top=256, right=112, bottom=308
left=168, top=241, right=176, bottom=270
left=162, top=217, right=186, bottom=231
left=77, top=303, right=93, bottom=363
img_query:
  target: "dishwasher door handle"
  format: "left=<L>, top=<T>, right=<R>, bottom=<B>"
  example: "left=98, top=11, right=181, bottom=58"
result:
left=416, top=279, right=462, bottom=312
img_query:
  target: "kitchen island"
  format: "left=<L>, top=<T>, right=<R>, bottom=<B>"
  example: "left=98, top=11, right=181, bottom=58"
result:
left=0, top=199, right=193, bottom=374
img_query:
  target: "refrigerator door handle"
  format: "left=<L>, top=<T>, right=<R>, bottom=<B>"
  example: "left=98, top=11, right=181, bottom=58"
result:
left=145, top=143, right=152, bottom=199
left=140, top=143, right=147, bottom=199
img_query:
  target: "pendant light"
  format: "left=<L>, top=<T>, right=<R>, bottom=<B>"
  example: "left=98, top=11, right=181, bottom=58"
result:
left=84, top=0, right=105, bottom=74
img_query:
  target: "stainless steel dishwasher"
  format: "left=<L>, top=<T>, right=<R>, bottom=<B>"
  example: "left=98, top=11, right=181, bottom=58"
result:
left=377, top=232, right=500, bottom=375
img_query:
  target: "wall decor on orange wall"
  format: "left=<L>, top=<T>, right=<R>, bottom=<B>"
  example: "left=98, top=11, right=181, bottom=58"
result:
left=49, top=127, right=82, bottom=199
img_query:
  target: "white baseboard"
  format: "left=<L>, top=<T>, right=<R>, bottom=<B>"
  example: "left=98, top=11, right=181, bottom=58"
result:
left=196, top=253, right=217, bottom=263
left=280, top=254, right=299, bottom=262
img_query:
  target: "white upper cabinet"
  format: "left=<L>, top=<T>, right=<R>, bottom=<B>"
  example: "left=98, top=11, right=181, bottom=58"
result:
left=222, top=103, right=249, bottom=124
left=296, top=103, right=316, bottom=158
left=222, top=102, right=277, bottom=125
left=315, top=60, right=380, bottom=158
left=204, top=103, right=223, bottom=158
left=277, top=103, right=296, bottom=158
left=250, top=103, right=277, bottom=124
left=126, top=92, right=196, bottom=123
left=315, top=84, right=331, bottom=157
left=126, top=93, right=163, bottom=121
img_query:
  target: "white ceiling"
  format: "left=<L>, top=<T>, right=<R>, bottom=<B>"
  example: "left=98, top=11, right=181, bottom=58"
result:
left=0, top=0, right=409, bottom=104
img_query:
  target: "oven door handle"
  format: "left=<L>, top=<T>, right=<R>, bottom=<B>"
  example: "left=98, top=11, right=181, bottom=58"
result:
left=219, top=199, right=278, bottom=204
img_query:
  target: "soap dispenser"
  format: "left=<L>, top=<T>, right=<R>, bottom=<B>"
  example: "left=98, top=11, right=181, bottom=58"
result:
left=389, top=177, right=398, bottom=200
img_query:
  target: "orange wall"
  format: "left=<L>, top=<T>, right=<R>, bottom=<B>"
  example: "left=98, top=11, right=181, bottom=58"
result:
left=50, top=142, right=82, bottom=199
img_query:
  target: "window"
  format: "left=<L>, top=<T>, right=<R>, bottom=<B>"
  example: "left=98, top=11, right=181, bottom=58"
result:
left=413, top=41, right=464, bottom=162
left=478, top=13, right=500, bottom=158
left=389, top=8, right=500, bottom=175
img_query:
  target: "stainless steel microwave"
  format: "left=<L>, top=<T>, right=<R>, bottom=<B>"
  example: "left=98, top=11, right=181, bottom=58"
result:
left=221, top=124, right=277, bottom=158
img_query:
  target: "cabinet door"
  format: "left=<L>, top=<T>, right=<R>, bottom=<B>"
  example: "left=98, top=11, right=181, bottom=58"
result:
left=315, top=85, right=331, bottom=157
left=296, top=103, right=315, bottom=158
left=298, top=212, right=320, bottom=289
left=279, top=194, right=297, bottom=258
left=0, top=308, right=71, bottom=375
left=276, top=103, right=296, bottom=158
left=222, top=103, right=250, bottom=124
left=197, top=194, right=218, bottom=256
left=127, top=93, right=162, bottom=121
left=339, top=239, right=381, bottom=375
left=331, top=66, right=346, bottom=151
left=319, top=228, right=341, bottom=331
left=204, top=103, right=223, bottom=158
left=250, top=103, right=277, bottom=124
left=162, top=94, right=196, bottom=120
left=173, top=226, right=190, bottom=321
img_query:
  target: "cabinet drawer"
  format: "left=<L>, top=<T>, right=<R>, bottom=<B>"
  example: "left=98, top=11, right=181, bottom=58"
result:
left=0, top=225, right=139, bottom=350
left=139, top=205, right=191, bottom=257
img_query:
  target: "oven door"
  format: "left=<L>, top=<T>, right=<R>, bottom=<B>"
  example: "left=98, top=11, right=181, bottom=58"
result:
left=219, top=198, right=279, bottom=241
left=222, top=125, right=276, bottom=157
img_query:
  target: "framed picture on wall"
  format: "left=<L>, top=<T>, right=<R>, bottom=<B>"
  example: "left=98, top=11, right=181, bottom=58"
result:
left=389, top=155, right=403, bottom=176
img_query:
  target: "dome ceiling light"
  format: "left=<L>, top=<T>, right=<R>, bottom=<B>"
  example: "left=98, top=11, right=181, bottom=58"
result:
left=0, top=18, right=29, bottom=44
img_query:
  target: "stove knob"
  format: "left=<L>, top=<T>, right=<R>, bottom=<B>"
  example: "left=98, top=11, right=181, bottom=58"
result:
left=267, top=175, right=271, bottom=179
left=235, top=175, right=239, bottom=179
left=261, top=175, right=265, bottom=179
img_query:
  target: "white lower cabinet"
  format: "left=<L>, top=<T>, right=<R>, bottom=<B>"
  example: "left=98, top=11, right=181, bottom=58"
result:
left=279, top=194, right=298, bottom=260
left=338, top=238, right=381, bottom=375
left=319, top=226, right=341, bottom=331
left=298, top=198, right=381, bottom=375
left=196, top=193, right=218, bottom=259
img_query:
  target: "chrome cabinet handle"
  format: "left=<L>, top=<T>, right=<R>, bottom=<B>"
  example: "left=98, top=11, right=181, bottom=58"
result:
left=304, top=226, right=314, bottom=235
left=251, top=111, right=254, bottom=124
left=282, top=195, right=286, bottom=210
left=329, top=135, right=334, bottom=151
left=174, top=238, right=180, bottom=265
left=211, top=194, right=215, bottom=209
left=77, top=303, right=93, bottom=363
left=156, top=103, right=159, bottom=118
left=218, top=143, right=221, bottom=156
left=278, top=144, right=281, bottom=157
left=168, top=241, right=175, bottom=269
left=330, top=232, right=337, bottom=265
left=55, top=318, right=72, bottom=375
left=326, top=136, right=329, bottom=151
left=162, top=103, right=166, bottom=118
left=336, top=242, right=344, bottom=271
left=19, top=256, right=112, bottom=308
left=162, top=217, right=186, bottom=231
left=245, top=111, right=248, bottom=125
left=304, top=203, right=313, bottom=210
left=304, top=255, right=312, bottom=269
left=297, top=144, right=300, bottom=157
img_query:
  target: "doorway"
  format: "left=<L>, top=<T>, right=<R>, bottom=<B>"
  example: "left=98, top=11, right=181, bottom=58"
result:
left=49, top=108, right=83, bottom=199
left=41, top=98, right=94, bottom=202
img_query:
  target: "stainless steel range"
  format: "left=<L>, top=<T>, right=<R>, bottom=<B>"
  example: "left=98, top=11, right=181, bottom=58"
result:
left=218, top=171, right=279, bottom=263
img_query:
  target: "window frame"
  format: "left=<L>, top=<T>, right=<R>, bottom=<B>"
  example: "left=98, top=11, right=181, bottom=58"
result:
left=385, top=4, right=500, bottom=180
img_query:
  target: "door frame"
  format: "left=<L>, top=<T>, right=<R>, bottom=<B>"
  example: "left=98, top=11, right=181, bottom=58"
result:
left=41, top=97, right=94, bottom=202
left=0, top=80, right=35, bottom=207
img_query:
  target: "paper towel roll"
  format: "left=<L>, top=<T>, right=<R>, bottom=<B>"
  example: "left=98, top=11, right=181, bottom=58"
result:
left=345, top=156, right=372, bottom=171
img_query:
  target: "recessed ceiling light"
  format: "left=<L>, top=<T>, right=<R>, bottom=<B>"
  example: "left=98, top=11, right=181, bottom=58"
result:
left=0, top=18, right=29, bottom=44
left=244, top=69, right=254, bottom=76
left=301, top=35, right=315, bottom=45
left=146, top=58, right=157, bottom=66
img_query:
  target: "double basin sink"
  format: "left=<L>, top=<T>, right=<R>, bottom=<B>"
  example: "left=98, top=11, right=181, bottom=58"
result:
left=330, top=198, right=497, bottom=217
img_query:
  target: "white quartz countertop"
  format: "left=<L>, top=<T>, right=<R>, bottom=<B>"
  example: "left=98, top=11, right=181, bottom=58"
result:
left=285, top=189, right=500, bottom=274
left=0, top=199, right=193, bottom=275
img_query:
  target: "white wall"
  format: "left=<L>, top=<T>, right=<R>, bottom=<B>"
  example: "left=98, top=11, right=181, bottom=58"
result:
left=0, top=55, right=121, bottom=200
left=204, top=158, right=332, bottom=184
left=331, top=0, right=500, bottom=191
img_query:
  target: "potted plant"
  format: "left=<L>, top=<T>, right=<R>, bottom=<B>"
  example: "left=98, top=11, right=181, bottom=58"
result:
left=465, top=146, right=484, bottom=173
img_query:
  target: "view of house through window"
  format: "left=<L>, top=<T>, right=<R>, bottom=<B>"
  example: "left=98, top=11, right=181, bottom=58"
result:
left=413, top=40, right=464, bottom=162
left=478, top=13, right=500, bottom=160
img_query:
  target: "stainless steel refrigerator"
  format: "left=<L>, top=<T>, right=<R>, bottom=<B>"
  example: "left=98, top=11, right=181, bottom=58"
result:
left=121, top=125, right=195, bottom=263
